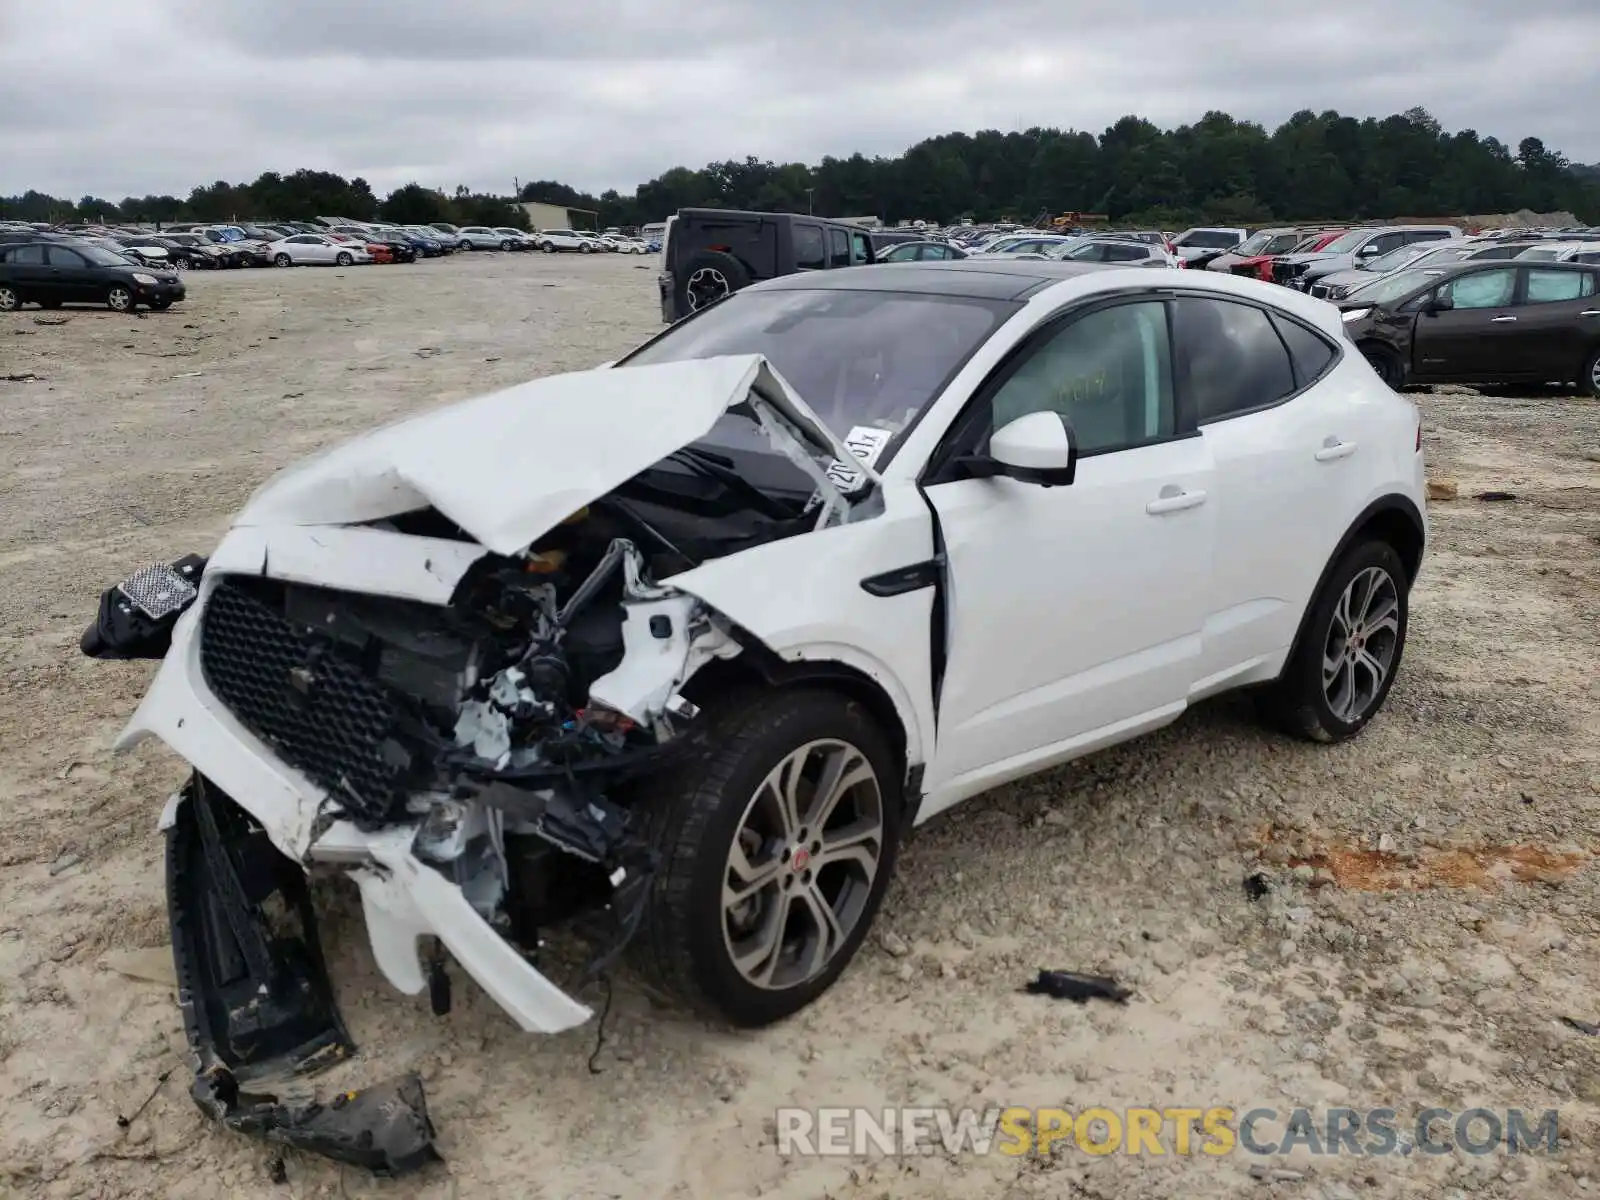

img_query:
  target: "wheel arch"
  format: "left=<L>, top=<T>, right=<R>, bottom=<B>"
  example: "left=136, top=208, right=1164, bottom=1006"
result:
left=682, top=637, right=918, bottom=804
left=1280, top=494, right=1425, bottom=678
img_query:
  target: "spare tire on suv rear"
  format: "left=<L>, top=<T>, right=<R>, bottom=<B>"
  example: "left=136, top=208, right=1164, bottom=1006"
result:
left=676, top=250, right=751, bottom=315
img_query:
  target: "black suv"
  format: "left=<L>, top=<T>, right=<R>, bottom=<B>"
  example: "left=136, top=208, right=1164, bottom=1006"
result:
left=658, top=208, right=878, bottom=322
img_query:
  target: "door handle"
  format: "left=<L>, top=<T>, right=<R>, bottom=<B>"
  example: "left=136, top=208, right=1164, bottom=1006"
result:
left=1489, top=315, right=1517, bottom=323
left=1315, top=438, right=1358, bottom=462
left=1146, top=487, right=1207, bottom=515
left=1580, top=310, right=1600, bottom=317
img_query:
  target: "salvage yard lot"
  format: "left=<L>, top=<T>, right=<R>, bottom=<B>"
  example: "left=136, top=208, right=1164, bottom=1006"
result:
left=1, top=254, right=1597, bottom=1199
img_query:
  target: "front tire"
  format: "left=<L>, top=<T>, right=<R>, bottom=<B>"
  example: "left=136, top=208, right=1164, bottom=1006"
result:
left=633, top=689, right=901, bottom=1027
left=0, top=285, right=19, bottom=312
left=274, top=253, right=292, bottom=268
left=107, top=285, right=134, bottom=313
left=335, top=252, right=352, bottom=267
left=1361, top=342, right=1405, bottom=390
left=1257, top=539, right=1409, bottom=742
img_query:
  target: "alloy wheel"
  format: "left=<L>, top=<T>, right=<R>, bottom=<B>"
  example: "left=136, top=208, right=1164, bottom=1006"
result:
left=1591, top=354, right=1600, bottom=393
left=0, top=286, right=17, bottom=312
left=722, top=739, right=883, bottom=991
left=687, top=267, right=731, bottom=310
left=1322, top=566, right=1400, bottom=722
left=107, top=287, right=132, bottom=312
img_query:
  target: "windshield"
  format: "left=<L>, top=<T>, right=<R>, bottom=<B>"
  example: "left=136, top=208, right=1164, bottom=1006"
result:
left=1347, top=268, right=1447, bottom=305
left=1319, top=229, right=1374, bottom=255
left=1364, top=244, right=1433, bottom=273
left=1233, top=231, right=1278, bottom=256
left=620, top=288, right=1016, bottom=454
left=79, top=244, right=135, bottom=266
left=1178, top=229, right=1241, bottom=249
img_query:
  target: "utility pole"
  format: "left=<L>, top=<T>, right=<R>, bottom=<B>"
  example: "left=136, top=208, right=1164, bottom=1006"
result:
left=805, top=188, right=815, bottom=215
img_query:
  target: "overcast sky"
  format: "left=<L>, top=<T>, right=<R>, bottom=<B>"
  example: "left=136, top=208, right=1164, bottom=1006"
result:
left=5, top=0, right=1598, bottom=201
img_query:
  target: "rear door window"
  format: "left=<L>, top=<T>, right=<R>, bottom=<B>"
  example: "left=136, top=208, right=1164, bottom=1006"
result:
left=1524, top=269, right=1590, bottom=302
left=46, top=246, right=87, bottom=267
left=1173, top=297, right=1297, bottom=422
left=7, top=244, right=45, bottom=265
left=793, top=224, right=825, bottom=270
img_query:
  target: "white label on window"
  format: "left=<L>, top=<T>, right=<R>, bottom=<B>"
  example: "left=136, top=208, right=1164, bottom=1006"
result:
left=825, top=425, right=894, bottom=488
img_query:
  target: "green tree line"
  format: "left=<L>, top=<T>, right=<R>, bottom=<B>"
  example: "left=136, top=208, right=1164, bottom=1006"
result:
left=1, top=170, right=529, bottom=230
left=544, top=106, right=1595, bottom=229
left=7, top=107, right=1597, bottom=231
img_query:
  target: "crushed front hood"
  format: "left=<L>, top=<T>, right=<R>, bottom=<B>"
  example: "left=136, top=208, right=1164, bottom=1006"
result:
left=234, top=355, right=875, bottom=556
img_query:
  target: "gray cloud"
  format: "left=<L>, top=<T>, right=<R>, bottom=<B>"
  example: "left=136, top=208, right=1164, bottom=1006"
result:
left=5, top=0, right=1596, bottom=202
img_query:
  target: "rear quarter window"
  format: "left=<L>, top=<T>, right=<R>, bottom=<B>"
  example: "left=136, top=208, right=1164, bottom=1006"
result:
left=1270, top=314, right=1340, bottom=388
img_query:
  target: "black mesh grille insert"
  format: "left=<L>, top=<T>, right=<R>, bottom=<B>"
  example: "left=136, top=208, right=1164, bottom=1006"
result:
left=199, top=578, right=409, bottom=824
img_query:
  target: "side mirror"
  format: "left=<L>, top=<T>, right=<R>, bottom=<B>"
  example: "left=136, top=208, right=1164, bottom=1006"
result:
left=1427, top=292, right=1453, bottom=313
left=958, top=411, right=1078, bottom=487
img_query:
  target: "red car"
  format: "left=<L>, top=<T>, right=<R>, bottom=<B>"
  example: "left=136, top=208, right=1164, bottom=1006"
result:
left=1210, top=228, right=1347, bottom=281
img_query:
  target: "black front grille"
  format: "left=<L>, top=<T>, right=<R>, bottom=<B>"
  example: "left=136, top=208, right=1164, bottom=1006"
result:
left=199, top=578, right=410, bottom=824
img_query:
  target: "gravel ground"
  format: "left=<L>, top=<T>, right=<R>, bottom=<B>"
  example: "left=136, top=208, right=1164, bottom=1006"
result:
left=0, top=254, right=1596, bottom=1199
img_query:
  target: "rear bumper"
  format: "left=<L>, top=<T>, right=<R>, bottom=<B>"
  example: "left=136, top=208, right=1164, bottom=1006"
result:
left=116, top=526, right=593, bottom=1036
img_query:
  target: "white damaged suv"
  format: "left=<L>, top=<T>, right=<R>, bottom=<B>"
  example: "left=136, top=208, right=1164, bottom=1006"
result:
left=83, top=261, right=1426, bottom=1171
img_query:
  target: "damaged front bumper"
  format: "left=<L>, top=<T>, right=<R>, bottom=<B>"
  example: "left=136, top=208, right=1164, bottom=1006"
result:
left=167, top=774, right=438, bottom=1174
left=102, top=522, right=726, bottom=1173
left=119, top=528, right=600, bottom=1035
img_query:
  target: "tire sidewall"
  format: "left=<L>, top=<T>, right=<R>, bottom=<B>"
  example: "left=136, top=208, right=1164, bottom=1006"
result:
left=669, top=692, right=903, bottom=1026
left=336, top=252, right=352, bottom=266
left=1290, top=540, right=1409, bottom=740
left=1583, top=346, right=1600, bottom=398
left=0, top=286, right=18, bottom=311
left=274, top=253, right=292, bottom=267
left=107, top=286, right=133, bottom=312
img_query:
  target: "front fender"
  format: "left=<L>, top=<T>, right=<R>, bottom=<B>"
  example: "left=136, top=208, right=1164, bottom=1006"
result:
left=666, top=487, right=937, bottom=767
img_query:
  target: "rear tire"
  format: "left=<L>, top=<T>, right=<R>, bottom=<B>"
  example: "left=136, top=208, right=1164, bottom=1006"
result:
left=632, top=689, right=902, bottom=1027
left=1582, top=345, right=1600, bottom=398
left=0, top=285, right=20, bottom=312
left=1361, top=342, right=1405, bottom=390
left=1256, top=539, right=1409, bottom=743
